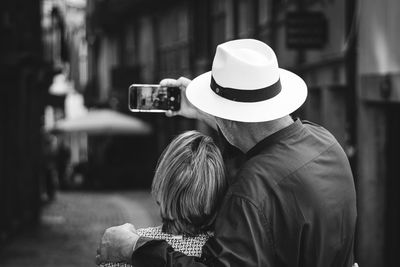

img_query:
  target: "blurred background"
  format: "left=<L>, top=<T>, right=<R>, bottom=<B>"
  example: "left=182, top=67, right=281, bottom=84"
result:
left=0, top=0, right=399, bottom=266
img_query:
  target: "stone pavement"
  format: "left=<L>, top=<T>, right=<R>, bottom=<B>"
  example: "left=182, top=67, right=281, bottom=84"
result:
left=0, top=191, right=160, bottom=267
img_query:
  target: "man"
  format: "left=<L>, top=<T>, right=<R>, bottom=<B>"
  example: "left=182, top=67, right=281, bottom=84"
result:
left=97, top=39, right=357, bottom=266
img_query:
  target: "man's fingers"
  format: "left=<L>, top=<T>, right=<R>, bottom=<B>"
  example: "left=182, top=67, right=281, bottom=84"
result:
left=160, top=78, right=178, bottom=87
left=96, top=245, right=106, bottom=265
left=122, top=223, right=136, bottom=232
left=160, top=77, right=191, bottom=89
left=95, top=254, right=102, bottom=265
left=177, top=76, right=191, bottom=87
left=96, top=224, right=139, bottom=264
left=166, top=110, right=178, bottom=117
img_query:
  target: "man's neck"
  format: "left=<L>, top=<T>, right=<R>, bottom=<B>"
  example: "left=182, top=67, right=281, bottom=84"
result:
left=236, top=116, right=294, bottom=153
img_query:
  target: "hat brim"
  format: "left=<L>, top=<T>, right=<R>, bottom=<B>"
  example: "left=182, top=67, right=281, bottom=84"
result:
left=186, top=68, right=308, bottom=122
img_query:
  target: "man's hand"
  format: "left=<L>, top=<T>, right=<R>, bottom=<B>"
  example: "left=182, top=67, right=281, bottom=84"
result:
left=96, top=223, right=139, bottom=265
left=161, top=77, right=217, bottom=129
left=161, top=77, right=198, bottom=119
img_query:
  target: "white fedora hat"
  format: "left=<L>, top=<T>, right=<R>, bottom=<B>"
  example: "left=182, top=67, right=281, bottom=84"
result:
left=186, top=39, right=307, bottom=122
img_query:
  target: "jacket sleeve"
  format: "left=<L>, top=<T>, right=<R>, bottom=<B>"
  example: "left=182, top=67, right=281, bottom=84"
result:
left=132, top=193, right=275, bottom=267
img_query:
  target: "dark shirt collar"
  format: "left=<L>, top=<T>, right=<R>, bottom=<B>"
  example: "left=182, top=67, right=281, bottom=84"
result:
left=246, top=119, right=303, bottom=160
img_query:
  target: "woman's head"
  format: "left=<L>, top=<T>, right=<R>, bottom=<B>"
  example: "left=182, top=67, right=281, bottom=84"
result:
left=152, top=130, right=227, bottom=236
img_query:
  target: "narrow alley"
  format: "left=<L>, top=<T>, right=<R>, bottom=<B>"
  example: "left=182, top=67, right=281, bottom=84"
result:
left=0, top=191, right=160, bottom=267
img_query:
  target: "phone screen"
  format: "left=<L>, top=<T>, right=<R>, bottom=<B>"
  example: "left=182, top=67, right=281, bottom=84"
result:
left=129, top=84, right=181, bottom=112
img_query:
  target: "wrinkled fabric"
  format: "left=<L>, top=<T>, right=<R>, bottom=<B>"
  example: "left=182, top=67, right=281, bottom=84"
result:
left=132, top=119, right=357, bottom=267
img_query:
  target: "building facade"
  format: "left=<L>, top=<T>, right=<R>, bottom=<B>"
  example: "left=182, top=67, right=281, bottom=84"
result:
left=0, top=0, right=48, bottom=246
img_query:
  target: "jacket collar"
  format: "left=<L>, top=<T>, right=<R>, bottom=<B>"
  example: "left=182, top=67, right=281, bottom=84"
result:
left=245, top=119, right=303, bottom=160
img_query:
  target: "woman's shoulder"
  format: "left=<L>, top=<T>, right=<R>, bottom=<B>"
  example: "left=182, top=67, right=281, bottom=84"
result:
left=99, top=226, right=213, bottom=266
left=136, top=225, right=163, bottom=238
left=137, top=225, right=212, bottom=257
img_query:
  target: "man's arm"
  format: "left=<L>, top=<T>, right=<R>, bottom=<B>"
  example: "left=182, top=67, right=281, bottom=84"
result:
left=132, top=193, right=275, bottom=267
left=132, top=238, right=206, bottom=266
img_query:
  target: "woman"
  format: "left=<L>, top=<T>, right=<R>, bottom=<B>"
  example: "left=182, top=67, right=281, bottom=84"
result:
left=100, top=130, right=227, bottom=266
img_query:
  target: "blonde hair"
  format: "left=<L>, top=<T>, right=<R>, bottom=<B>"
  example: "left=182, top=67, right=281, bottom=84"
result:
left=151, top=130, right=227, bottom=236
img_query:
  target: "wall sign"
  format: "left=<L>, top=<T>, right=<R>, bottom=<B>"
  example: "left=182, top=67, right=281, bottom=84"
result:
left=286, top=11, right=328, bottom=49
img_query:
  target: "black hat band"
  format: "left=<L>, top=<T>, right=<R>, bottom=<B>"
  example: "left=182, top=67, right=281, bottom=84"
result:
left=210, top=76, right=282, bottom=103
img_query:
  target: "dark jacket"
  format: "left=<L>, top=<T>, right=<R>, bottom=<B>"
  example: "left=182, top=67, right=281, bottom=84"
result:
left=133, top=119, right=357, bottom=267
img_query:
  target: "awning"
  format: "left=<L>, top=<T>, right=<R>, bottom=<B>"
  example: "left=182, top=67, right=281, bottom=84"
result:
left=53, top=109, right=152, bottom=135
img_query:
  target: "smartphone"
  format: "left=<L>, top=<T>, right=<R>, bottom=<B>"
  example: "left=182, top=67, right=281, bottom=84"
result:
left=128, top=84, right=181, bottom=112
